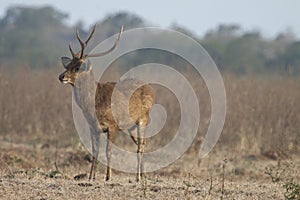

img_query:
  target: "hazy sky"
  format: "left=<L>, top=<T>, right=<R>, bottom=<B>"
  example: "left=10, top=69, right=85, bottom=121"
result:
left=0, top=0, right=299, bottom=38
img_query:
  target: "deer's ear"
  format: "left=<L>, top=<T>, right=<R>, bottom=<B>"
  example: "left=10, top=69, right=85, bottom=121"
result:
left=61, top=57, right=72, bottom=68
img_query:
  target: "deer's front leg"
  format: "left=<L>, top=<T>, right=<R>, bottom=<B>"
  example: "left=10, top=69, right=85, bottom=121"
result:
left=105, top=128, right=116, bottom=181
left=89, top=157, right=95, bottom=180
left=89, top=127, right=100, bottom=180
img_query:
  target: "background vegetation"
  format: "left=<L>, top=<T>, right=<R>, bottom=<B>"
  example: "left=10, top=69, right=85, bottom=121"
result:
left=0, top=3, right=299, bottom=174
left=0, top=5, right=299, bottom=199
left=0, top=6, right=300, bottom=75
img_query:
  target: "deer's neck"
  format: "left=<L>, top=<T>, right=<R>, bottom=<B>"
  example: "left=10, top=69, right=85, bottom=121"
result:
left=74, top=69, right=97, bottom=90
left=73, top=70, right=97, bottom=119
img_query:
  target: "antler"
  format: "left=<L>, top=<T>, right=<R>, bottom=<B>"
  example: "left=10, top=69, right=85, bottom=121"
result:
left=87, top=26, right=123, bottom=58
left=76, top=25, right=96, bottom=59
left=69, top=25, right=123, bottom=59
left=68, top=24, right=96, bottom=59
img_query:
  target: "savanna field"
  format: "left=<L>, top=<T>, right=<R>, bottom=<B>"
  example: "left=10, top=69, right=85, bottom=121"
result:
left=0, top=67, right=299, bottom=199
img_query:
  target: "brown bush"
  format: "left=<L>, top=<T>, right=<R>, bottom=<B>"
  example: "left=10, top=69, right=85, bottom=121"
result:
left=0, top=67, right=299, bottom=156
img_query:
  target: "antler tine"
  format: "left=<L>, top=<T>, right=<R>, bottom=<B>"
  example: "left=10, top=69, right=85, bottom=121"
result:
left=69, top=43, right=76, bottom=58
left=85, top=24, right=96, bottom=44
left=87, top=25, right=124, bottom=58
left=76, top=28, right=86, bottom=58
left=76, top=25, right=97, bottom=59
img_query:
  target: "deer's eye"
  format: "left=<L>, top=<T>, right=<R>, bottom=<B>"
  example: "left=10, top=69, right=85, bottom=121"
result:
left=75, top=66, right=80, bottom=72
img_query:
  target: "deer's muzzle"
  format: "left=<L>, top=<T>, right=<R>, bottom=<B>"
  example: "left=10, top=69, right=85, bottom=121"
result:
left=59, top=73, right=65, bottom=83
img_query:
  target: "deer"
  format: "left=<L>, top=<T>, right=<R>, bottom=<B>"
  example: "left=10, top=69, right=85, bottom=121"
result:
left=58, top=25, right=154, bottom=182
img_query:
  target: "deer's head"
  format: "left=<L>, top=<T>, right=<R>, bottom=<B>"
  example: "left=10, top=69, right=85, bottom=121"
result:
left=59, top=25, right=123, bottom=86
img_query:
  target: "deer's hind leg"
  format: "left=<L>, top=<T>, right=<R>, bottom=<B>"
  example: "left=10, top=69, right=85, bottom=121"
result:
left=137, top=123, right=146, bottom=181
left=129, top=123, right=146, bottom=182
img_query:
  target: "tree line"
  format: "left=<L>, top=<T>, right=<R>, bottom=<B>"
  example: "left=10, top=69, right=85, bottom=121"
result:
left=0, top=6, right=299, bottom=75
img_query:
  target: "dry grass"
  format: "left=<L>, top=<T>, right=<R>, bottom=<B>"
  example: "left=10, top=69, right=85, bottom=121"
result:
left=0, top=67, right=299, bottom=199
left=222, top=73, right=300, bottom=155
left=0, top=67, right=299, bottom=154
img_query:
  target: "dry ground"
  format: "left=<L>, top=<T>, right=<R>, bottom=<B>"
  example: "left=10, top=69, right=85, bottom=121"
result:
left=0, top=140, right=298, bottom=199
left=0, top=173, right=285, bottom=200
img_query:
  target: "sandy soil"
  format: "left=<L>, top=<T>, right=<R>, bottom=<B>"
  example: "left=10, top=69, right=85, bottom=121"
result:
left=1, top=141, right=297, bottom=200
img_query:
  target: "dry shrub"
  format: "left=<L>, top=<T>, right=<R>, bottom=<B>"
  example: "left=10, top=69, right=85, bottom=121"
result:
left=221, top=73, right=300, bottom=155
left=0, top=67, right=76, bottom=146
left=0, top=67, right=299, bottom=156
